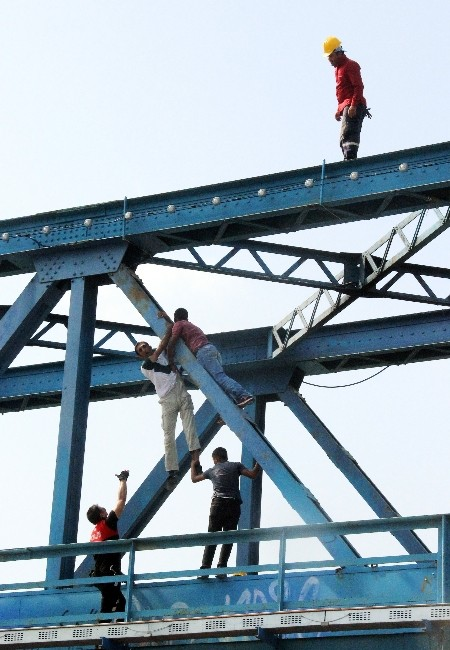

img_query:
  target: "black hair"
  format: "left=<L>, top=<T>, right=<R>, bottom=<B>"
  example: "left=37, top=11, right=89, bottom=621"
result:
left=212, top=447, right=228, bottom=461
left=135, top=341, right=152, bottom=356
left=86, top=504, right=102, bottom=524
left=174, top=307, right=188, bottom=321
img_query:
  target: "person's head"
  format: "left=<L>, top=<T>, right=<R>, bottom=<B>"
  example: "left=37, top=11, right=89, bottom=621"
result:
left=327, top=47, right=345, bottom=67
left=212, top=447, right=228, bottom=463
left=86, top=504, right=107, bottom=524
left=174, top=307, right=188, bottom=323
left=135, top=340, right=153, bottom=359
left=323, top=36, right=345, bottom=67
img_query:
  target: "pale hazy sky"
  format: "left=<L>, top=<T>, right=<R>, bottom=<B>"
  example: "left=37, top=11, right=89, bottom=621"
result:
left=1, top=1, right=449, bottom=581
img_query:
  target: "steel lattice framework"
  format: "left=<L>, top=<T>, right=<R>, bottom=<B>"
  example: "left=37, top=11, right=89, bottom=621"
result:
left=1, top=141, right=450, bottom=649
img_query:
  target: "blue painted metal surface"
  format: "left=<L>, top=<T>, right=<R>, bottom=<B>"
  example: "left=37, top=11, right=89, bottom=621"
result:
left=47, top=277, right=98, bottom=581
left=111, top=265, right=359, bottom=560
left=0, top=274, right=67, bottom=375
left=2, top=308, right=450, bottom=411
left=0, top=515, right=442, bottom=628
left=151, top=237, right=450, bottom=307
left=0, top=142, right=449, bottom=276
left=33, top=241, right=128, bottom=282
left=237, top=398, right=264, bottom=567
left=0, top=143, right=449, bottom=648
left=272, top=207, right=450, bottom=356
left=278, top=387, right=429, bottom=555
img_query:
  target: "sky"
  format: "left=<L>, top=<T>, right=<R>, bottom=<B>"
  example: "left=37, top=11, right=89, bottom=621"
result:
left=1, top=0, right=450, bottom=585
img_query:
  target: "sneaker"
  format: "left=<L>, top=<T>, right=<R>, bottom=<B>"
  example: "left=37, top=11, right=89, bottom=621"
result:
left=236, top=396, right=255, bottom=408
left=165, top=471, right=179, bottom=491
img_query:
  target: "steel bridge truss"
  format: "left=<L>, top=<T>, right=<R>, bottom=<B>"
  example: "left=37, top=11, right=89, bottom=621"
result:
left=1, top=141, right=450, bottom=647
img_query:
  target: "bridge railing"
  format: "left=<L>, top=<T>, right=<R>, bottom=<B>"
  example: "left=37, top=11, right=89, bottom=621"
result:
left=0, top=513, right=449, bottom=628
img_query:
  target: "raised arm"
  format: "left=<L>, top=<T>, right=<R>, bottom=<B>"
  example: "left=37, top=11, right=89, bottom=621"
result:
left=151, top=322, right=173, bottom=361
left=112, top=470, right=129, bottom=518
left=167, top=325, right=182, bottom=365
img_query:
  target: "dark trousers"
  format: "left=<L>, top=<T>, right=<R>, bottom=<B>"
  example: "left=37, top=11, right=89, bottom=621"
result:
left=201, top=497, right=241, bottom=568
left=98, top=581, right=126, bottom=614
left=92, top=564, right=126, bottom=614
left=339, top=104, right=366, bottom=160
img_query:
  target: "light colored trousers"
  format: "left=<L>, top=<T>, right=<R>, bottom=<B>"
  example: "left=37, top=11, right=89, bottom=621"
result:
left=159, top=375, right=200, bottom=471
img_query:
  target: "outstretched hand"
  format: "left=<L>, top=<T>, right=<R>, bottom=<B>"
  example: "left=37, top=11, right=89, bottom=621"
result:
left=115, top=470, right=129, bottom=481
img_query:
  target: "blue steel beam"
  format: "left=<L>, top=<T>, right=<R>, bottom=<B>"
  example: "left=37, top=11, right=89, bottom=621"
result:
left=151, top=240, right=450, bottom=307
left=0, top=274, right=67, bottom=375
left=110, top=264, right=359, bottom=560
left=2, top=308, right=450, bottom=412
left=278, top=387, right=429, bottom=555
left=237, top=397, right=264, bottom=567
left=0, top=515, right=446, bottom=633
left=75, top=399, right=223, bottom=576
left=46, top=277, right=98, bottom=581
left=0, top=142, right=449, bottom=277
left=150, top=240, right=362, bottom=295
left=272, top=206, right=450, bottom=356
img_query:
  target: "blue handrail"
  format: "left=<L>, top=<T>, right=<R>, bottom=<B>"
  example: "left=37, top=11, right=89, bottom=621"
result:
left=0, top=513, right=448, bottom=628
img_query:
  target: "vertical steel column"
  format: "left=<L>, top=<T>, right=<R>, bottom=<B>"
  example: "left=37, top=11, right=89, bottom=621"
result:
left=439, top=514, right=450, bottom=602
left=236, top=397, right=265, bottom=568
left=125, top=541, right=135, bottom=621
left=46, top=277, right=98, bottom=581
left=276, top=531, right=287, bottom=611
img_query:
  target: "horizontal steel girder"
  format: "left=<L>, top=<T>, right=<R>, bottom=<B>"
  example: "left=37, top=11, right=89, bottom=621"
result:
left=0, top=141, right=449, bottom=277
left=150, top=240, right=450, bottom=307
left=1, top=308, right=450, bottom=412
left=272, top=206, right=450, bottom=356
left=0, top=602, right=447, bottom=647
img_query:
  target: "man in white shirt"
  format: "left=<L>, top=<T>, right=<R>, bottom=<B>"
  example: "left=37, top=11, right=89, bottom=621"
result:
left=135, top=340, right=201, bottom=489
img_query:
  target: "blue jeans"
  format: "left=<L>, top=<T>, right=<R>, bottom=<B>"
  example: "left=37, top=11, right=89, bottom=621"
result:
left=196, top=343, right=250, bottom=403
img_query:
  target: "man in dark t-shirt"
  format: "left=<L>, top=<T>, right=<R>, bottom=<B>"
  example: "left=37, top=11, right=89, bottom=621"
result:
left=191, top=447, right=260, bottom=578
left=87, top=470, right=129, bottom=615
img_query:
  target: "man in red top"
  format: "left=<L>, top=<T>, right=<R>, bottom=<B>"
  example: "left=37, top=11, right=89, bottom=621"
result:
left=87, top=470, right=128, bottom=617
left=323, top=36, right=371, bottom=161
left=153, top=308, right=254, bottom=408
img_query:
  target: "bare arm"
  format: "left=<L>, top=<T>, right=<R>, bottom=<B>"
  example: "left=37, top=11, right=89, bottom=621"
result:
left=112, top=473, right=128, bottom=518
left=167, top=330, right=181, bottom=365
left=241, top=462, right=261, bottom=480
left=150, top=322, right=173, bottom=361
left=190, top=459, right=206, bottom=483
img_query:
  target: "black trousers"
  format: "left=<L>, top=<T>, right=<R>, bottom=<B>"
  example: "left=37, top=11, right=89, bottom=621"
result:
left=201, top=497, right=241, bottom=568
left=339, top=104, right=366, bottom=160
left=97, top=580, right=126, bottom=614
left=92, top=564, right=126, bottom=614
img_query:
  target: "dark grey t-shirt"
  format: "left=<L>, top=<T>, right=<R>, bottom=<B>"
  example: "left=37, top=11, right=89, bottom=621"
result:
left=203, top=461, right=245, bottom=501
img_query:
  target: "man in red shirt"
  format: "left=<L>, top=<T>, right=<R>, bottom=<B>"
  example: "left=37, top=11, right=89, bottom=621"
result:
left=323, top=36, right=371, bottom=161
left=87, top=470, right=128, bottom=617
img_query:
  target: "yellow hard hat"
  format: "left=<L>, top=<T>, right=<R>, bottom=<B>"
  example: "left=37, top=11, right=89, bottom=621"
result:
left=323, top=36, right=342, bottom=57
